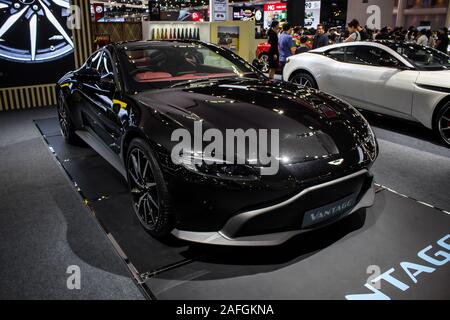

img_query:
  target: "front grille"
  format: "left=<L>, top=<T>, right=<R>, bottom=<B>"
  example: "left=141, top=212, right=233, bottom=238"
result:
left=233, top=171, right=373, bottom=238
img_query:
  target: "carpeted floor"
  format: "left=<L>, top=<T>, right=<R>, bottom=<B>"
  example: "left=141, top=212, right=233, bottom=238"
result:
left=0, top=106, right=448, bottom=299
left=368, top=113, right=450, bottom=212
left=0, top=107, right=144, bottom=300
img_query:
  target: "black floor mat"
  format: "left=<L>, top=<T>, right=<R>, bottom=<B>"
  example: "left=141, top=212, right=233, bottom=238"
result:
left=45, top=134, right=97, bottom=161
left=91, top=194, right=198, bottom=273
left=34, top=117, right=61, bottom=137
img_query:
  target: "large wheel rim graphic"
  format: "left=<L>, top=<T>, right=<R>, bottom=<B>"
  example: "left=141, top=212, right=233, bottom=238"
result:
left=0, top=0, right=73, bottom=63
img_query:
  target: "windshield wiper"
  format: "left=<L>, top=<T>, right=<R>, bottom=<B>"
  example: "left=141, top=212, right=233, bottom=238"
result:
left=170, top=78, right=221, bottom=88
left=170, top=76, right=246, bottom=88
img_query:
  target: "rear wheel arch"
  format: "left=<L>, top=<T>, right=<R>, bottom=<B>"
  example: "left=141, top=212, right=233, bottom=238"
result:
left=121, top=129, right=148, bottom=163
left=432, top=95, right=450, bottom=129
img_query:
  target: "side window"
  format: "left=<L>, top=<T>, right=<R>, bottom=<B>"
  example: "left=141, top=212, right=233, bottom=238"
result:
left=86, top=51, right=102, bottom=70
left=326, top=47, right=345, bottom=62
left=100, top=52, right=114, bottom=77
left=345, top=46, right=397, bottom=66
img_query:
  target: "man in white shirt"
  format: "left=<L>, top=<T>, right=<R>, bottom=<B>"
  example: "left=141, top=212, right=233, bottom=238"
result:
left=416, top=29, right=428, bottom=46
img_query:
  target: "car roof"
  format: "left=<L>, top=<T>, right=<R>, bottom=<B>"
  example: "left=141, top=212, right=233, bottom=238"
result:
left=306, top=40, right=416, bottom=69
left=309, top=40, right=400, bottom=53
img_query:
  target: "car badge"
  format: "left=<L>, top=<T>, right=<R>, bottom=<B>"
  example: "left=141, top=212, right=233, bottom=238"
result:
left=328, top=158, right=344, bottom=166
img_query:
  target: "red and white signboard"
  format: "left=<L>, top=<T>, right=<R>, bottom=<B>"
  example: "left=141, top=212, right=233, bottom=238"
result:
left=93, top=3, right=104, bottom=22
left=263, top=2, right=287, bottom=29
left=264, top=3, right=287, bottom=12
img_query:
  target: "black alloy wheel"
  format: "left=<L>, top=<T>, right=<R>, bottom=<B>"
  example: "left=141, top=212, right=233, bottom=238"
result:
left=57, top=91, right=79, bottom=144
left=126, top=138, right=173, bottom=238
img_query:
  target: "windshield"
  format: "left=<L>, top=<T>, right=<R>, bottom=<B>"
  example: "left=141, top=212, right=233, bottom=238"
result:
left=385, top=42, right=450, bottom=70
left=118, top=43, right=259, bottom=91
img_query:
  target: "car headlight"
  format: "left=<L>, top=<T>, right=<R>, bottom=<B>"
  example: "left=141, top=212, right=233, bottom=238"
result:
left=357, top=112, right=378, bottom=161
left=325, top=93, right=378, bottom=161
left=177, top=152, right=259, bottom=181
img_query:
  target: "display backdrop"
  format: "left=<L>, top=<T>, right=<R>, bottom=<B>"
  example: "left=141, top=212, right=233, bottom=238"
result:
left=0, top=0, right=93, bottom=111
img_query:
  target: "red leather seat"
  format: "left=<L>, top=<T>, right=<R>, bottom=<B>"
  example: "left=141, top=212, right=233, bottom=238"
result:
left=134, top=72, right=173, bottom=82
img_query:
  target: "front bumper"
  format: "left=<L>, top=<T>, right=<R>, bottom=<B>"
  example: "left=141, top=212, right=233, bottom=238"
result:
left=172, top=169, right=375, bottom=246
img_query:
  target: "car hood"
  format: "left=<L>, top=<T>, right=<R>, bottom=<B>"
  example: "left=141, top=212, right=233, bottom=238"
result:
left=135, top=78, right=371, bottom=165
left=416, top=70, right=450, bottom=89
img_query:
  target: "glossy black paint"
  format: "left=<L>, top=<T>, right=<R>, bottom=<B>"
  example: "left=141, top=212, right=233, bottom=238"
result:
left=57, top=40, right=378, bottom=234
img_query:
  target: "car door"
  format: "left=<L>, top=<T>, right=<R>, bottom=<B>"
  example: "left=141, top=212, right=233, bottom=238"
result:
left=82, top=50, right=123, bottom=153
left=334, top=45, right=418, bottom=118
left=319, top=46, right=349, bottom=96
left=94, top=50, right=124, bottom=154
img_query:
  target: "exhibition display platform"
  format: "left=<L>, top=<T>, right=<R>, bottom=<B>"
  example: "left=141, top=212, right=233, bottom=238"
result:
left=34, top=116, right=450, bottom=300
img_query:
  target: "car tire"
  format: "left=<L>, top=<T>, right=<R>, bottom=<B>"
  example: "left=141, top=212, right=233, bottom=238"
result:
left=290, top=72, right=318, bottom=89
left=259, top=53, right=269, bottom=73
left=57, top=91, right=80, bottom=145
left=433, top=101, right=450, bottom=147
left=126, top=138, right=174, bottom=238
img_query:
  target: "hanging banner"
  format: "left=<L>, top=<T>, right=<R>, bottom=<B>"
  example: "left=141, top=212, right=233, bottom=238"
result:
left=305, top=0, right=321, bottom=29
left=211, top=0, right=228, bottom=22
left=93, top=3, right=105, bottom=22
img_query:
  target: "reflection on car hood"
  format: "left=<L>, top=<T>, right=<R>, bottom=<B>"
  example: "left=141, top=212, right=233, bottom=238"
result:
left=136, top=78, right=370, bottom=164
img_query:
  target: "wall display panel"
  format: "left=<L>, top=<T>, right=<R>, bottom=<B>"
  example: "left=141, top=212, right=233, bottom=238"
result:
left=0, top=0, right=75, bottom=88
left=142, top=21, right=211, bottom=42
left=93, top=22, right=142, bottom=44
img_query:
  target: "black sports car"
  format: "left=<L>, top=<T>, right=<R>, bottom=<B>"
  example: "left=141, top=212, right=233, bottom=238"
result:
left=57, top=40, right=378, bottom=246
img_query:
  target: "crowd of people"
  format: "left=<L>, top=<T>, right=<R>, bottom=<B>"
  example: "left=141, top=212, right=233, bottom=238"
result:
left=265, top=19, right=450, bottom=79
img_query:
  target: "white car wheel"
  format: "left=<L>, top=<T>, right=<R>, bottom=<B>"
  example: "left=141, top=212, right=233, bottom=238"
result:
left=290, top=72, right=318, bottom=89
left=436, top=102, right=450, bottom=147
left=259, top=53, right=269, bottom=73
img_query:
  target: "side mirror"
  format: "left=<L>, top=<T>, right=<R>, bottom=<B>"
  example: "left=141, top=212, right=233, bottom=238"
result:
left=75, top=68, right=101, bottom=82
left=252, top=58, right=265, bottom=71
left=378, top=57, right=400, bottom=68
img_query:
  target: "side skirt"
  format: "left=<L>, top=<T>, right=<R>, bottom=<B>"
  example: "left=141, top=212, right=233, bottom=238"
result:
left=76, top=129, right=127, bottom=179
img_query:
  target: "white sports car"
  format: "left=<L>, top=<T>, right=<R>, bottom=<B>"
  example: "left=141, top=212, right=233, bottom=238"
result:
left=283, top=40, right=450, bottom=146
